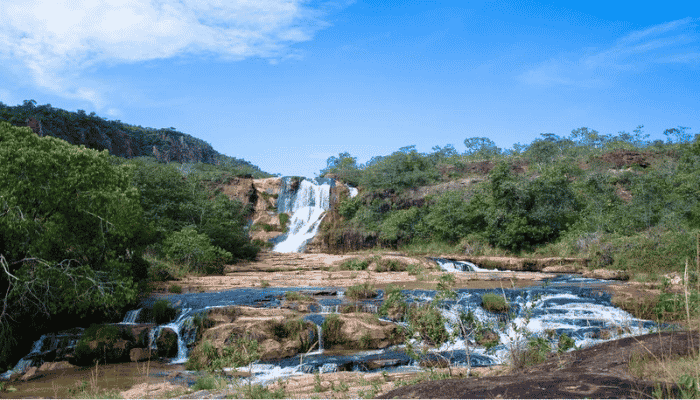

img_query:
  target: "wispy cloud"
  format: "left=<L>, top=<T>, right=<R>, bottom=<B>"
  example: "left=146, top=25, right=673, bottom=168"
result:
left=0, top=0, right=335, bottom=108
left=519, top=18, right=699, bottom=87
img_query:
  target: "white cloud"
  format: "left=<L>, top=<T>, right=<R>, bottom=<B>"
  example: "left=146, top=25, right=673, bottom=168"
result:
left=0, top=0, right=333, bottom=108
left=519, top=18, right=699, bottom=87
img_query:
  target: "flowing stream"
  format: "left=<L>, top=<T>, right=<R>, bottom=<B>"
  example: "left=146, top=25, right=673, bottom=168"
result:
left=3, top=259, right=665, bottom=386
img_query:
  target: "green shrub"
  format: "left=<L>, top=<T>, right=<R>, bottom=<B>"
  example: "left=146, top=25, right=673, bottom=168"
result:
left=346, top=282, right=377, bottom=300
left=557, top=333, right=576, bottom=353
left=152, top=299, right=178, bottom=324
left=278, top=213, right=290, bottom=232
left=284, top=291, right=313, bottom=302
left=168, top=284, right=182, bottom=293
left=184, top=339, right=218, bottom=370
left=162, top=226, right=232, bottom=275
left=322, top=314, right=346, bottom=347
left=379, top=285, right=407, bottom=320
left=408, top=304, right=448, bottom=346
left=481, top=293, right=509, bottom=313
left=340, top=258, right=369, bottom=271
left=375, top=258, right=408, bottom=272
left=73, top=324, right=134, bottom=365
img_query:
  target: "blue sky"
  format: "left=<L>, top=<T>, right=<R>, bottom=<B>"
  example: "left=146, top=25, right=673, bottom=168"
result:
left=1, top=1, right=698, bottom=178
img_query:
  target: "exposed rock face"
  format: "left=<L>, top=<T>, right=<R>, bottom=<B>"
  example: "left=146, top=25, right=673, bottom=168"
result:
left=601, top=150, right=650, bottom=168
left=328, top=314, right=404, bottom=351
left=199, top=307, right=316, bottom=361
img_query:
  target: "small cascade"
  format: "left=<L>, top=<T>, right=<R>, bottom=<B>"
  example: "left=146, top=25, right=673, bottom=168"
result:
left=317, top=325, right=324, bottom=354
left=121, top=308, right=142, bottom=324
left=149, top=308, right=196, bottom=364
left=348, top=187, right=359, bottom=198
left=433, top=258, right=494, bottom=272
left=320, top=305, right=339, bottom=314
left=274, top=178, right=332, bottom=253
left=0, top=335, right=47, bottom=378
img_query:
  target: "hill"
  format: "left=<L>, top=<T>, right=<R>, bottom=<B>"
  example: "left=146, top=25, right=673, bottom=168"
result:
left=0, top=100, right=270, bottom=177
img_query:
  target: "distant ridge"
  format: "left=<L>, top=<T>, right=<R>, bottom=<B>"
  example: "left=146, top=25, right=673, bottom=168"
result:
left=0, top=99, right=270, bottom=176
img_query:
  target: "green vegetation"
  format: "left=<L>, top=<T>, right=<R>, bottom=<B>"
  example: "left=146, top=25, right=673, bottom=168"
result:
left=318, top=126, right=700, bottom=284
left=152, top=299, right=177, bottom=324
left=321, top=314, right=346, bottom=348
left=185, top=335, right=259, bottom=372
left=346, top=282, right=378, bottom=300
left=339, top=258, right=369, bottom=271
left=284, top=291, right=314, bottom=302
left=481, top=293, right=510, bottom=313
left=0, top=103, right=265, bottom=369
left=73, top=324, right=135, bottom=365
left=379, top=285, right=408, bottom=320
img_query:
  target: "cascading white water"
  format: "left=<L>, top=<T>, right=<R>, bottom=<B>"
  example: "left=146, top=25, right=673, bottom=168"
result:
left=274, top=178, right=332, bottom=253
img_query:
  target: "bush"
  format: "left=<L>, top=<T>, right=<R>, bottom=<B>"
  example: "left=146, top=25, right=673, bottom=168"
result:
left=408, top=304, right=448, bottom=346
left=346, top=282, right=377, bottom=300
left=339, top=259, right=369, bottom=271
left=73, top=324, right=134, bottom=365
left=379, top=285, right=407, bottom=320
left=510, top=336, right=552, bottom=370
left=375, top=258, right=408, bottom=272
left=152, top=299, right=177, bottom=324
left=162, top=226, right=232, bottom=274
left=322, top=314, right=346, bottom=347
left=482, top=293, right=509, bottom=313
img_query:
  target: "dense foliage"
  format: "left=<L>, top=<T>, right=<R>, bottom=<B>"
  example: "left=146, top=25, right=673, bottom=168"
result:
left=0, top=115, right=261, bottom=369
left=320, top=126, right=700, bottom=276
left=0, top=122, right=143, bottom=368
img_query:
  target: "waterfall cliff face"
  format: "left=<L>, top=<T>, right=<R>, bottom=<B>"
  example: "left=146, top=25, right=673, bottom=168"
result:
left=274, top=178, right=333, bottom=253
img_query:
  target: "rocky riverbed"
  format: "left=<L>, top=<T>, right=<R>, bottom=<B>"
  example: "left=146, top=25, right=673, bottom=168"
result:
left=1, top=251, right=687, bottom=399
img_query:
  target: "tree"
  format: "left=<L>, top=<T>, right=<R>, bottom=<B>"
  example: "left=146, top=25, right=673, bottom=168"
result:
left=570, top=127, right=603, bottom=148
left=664, top=126, right=693, bottom=144
left=463, top=137, right=500, bottom=158
left=321, top=152, right=361, bottom=186
left=0, top=122, right=144, bottom=367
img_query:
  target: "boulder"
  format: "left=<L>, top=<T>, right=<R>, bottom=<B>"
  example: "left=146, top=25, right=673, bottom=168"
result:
left=20, top=366, right=39, bottom=381
left=129, top=348, right=152, bottom=362
left=333, top=313, right=404, bottom=350
left=38, top=361, right=72, bottom=371
left=156, top=328, right=179, bottom=358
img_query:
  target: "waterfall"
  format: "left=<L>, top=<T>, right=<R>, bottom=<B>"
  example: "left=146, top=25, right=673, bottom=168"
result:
left=317, top=324, right=324, bottom=354
left=433, top=258, right=493, bottom=272
left=149, top=308, right=195, bottom=364
left=274, top=178, right=332, bottom=253
left=121, top=308, right=142, bottom=324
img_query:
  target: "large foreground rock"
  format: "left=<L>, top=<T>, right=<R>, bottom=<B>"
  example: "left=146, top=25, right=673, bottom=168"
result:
left=379, top=331, right=698, bottom=399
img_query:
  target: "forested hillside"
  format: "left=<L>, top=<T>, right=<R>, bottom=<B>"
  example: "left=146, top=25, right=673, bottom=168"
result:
left=0, top=112, right=265, bottom=369
left=0, top=100, right=270, bottom=178
left=319, top=126, right=700, bottom=277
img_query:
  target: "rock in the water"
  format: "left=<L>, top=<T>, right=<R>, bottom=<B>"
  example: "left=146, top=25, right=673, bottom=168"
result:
left=38, top=361, right=72, bottom=371
left=156, top=328, right=179, bottom=358
left=20, top=367, right=38, bottom=381
left=129, top=348, right=152, bottom=362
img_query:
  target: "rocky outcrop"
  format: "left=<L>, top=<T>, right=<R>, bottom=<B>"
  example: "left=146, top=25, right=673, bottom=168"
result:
left=156, top=328, right=179, bottom=358
left=326, top=314, right=404, bottom=351
left=198, top=307, right=316, bottom=361
left=1, top=102, right=268, bottom=170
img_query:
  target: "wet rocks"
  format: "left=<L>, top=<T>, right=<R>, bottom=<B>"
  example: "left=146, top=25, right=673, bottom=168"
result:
left=156, top=328, right=179, bottom=358
left=323, top=313, right=404, bottom=351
